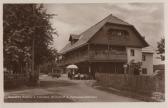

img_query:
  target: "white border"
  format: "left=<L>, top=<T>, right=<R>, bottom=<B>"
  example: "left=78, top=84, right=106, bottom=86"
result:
left=0, top=0, right=167, bottom=108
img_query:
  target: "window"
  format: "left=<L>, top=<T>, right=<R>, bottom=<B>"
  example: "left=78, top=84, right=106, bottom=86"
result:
left=107, top=29, right=129, bottom=40
left=142, top=68, right=147, bottom=74
left=142, top=54, right=146, bottom=61
left=130, top=49, right=135, bottom=56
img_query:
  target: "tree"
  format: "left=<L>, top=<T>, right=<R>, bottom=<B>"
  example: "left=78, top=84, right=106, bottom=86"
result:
left=3, top=4, right=57, bottom=76
left=156, top=38, right=165, bottom=61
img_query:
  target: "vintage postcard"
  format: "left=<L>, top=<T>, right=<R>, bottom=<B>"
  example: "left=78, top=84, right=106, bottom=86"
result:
left=1, top=0, right=167, bottom=108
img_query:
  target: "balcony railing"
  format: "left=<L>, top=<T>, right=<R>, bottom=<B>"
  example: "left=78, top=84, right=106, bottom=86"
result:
left=58, top=48, right=127, bottom=66
left=89, top=50, right=127, bottom=62
left=59, top=50, right=89, bottom=65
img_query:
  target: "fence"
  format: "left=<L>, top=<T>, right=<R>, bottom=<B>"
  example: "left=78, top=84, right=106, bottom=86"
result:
left=4, top=73, right=29, bottom=89
left=95, top=73, right=165, bottom=96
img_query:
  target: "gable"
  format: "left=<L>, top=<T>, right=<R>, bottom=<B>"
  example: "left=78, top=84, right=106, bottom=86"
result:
left=59, top=14, right=148, bottom=54
left=89, top=23, right=148, bottom=48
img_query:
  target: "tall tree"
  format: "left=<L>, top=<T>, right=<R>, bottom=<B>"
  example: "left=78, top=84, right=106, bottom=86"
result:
left=156, top=38, right=165, bottom=61
left=3, top=4, right=57, bottom=74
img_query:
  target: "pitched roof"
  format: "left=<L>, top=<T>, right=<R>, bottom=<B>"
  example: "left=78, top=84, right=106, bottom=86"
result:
left=59, top=14, right=147, bottom=54
left=142, top=46, right=154, bottom=53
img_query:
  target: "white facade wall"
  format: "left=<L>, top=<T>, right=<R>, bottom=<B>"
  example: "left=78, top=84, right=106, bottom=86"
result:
left=126, top=47, right=142, bottom=63
left=141, top=53, right=153, bottom=75
left=126, top=47, right=154, bottom=75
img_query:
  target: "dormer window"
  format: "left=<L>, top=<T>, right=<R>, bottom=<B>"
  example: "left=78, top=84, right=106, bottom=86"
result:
left=69, top=34, right=80, bottom=45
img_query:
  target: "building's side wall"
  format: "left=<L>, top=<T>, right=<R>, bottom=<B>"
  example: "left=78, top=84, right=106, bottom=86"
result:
left=142, top=53, right=153, bottom=75
left=126, top=47, right=142, bottom=63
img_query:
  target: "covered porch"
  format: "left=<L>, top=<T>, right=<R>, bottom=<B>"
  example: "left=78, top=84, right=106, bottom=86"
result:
left=74, top=61, right=126, bottom=79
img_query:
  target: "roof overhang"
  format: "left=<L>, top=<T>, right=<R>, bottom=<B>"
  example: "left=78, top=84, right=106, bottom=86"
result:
left=59, top=43, right=88, bottom=54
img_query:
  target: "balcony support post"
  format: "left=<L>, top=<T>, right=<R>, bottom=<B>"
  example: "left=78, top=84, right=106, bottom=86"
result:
left=88, top=43, right=90, bottom=57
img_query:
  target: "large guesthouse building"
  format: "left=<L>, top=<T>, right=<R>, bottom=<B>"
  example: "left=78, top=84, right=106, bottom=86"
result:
left=59, top=14, right=153, bottom=78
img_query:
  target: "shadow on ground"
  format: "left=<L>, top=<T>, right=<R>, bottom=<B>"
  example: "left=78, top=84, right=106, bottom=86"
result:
left=92, top=82, right=156, bottom=102
left=40, top=80, right=77, bottom=88
left=4, top=80, right=77, bottom=102
left=5, top=80, right=77, bottom=92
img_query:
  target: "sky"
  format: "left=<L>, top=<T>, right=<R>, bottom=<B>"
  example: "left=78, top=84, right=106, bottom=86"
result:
left=44, top=3, right=164, bottom=64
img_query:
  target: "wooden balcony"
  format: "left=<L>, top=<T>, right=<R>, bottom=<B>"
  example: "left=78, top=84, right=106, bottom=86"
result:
left=59, top=50, right=89, bottom=66
left=88, top=50, right=127, bottom=62
left=58, top=45, right=128, bottom=66
left=59, top=51, right=127, bottom=66
left=64, top=55, right=88, bottom=65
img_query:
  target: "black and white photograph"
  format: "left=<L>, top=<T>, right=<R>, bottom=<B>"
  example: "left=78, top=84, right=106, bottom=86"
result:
left=3, top=2, right=165, bottom=103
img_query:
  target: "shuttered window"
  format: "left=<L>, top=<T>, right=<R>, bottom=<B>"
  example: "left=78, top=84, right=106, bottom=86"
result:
left=142, top=54, right=146, bottom=61
left=130, top=49, right=135, bottom=56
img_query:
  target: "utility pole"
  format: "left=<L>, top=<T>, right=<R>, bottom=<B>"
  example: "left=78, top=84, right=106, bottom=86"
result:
left=31, top=5, right=35, bottom=85
left=32, top=37, right=35, bottom=77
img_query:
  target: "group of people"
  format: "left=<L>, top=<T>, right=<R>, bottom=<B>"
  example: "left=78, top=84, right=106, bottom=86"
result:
left=67, top=70, right=74, bottom=79
left=67, top=70, right=90, bottom=80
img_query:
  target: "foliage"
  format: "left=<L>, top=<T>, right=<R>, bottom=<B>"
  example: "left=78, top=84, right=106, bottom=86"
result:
left=156, top=38, right=165, bottom=61
left=3, top=4, right=57, bottom=73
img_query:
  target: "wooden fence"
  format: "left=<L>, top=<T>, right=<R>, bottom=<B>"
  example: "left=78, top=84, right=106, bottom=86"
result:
left=95, top=73, right=165, bottom=96
left=4, top=73, right=29, bottom=89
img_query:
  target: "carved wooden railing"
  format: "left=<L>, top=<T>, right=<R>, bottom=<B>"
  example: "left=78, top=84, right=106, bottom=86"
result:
left=58, top=48, right=128, bottom=66
left=88, top=50, right=127, bottom=62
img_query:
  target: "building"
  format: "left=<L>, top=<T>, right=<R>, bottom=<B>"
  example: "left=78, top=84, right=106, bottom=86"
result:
left=59, top=14, right=153, bottom=77
left=141, top=47, right=154, bottom=75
